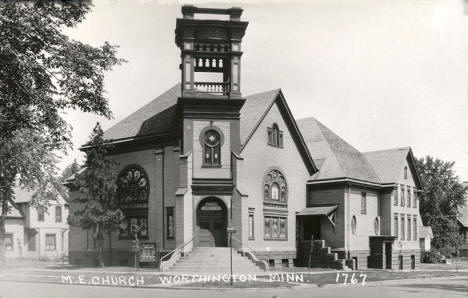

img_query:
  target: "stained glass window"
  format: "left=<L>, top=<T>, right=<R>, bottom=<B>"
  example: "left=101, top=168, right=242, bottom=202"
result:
left=264, top=169, right=287, bottom=203
left=117, top=165, right=150, bottom=204
left=203, top=129, right=221, bottom=166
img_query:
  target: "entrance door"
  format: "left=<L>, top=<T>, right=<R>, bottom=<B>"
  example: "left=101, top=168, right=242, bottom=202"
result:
left=385, top=242, right=392, bottom=269
left=197, top=198, right=227, bottom=247
left=303, top=217, right=321, bottom=240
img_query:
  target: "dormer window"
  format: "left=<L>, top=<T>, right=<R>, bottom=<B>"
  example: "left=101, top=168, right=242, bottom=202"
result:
left=203, top=129, right=221, bottom=167
left=267, top=124, right=283, bottom=148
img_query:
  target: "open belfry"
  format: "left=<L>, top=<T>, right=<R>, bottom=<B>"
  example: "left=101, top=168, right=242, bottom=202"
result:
left=68, top=5, right=426, bottom=272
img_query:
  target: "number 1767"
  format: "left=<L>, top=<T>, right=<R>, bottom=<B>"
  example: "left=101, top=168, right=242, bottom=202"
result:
left=336, top=273, right=367, bottom=285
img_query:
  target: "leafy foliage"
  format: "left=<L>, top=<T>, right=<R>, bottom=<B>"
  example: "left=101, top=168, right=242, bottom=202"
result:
left=60, top=159, right=80, bottom=183
left=68, top=123, right=123, bottom=266
left=0, top=1, right=124, bottom=145
left=416, top=156, right=466, bottom=255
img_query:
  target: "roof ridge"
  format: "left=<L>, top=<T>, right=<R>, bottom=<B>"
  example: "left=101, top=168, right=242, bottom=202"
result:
left=363, top=146, right=410, bottom=155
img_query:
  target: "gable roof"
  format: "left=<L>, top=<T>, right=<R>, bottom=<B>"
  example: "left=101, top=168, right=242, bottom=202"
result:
left=103, top=84, right=181, bottom=141
left=363, top=147, right=423, bottom=189
left=0, top=202, right=23, bottom=219
left=239, top=89, right=318, bottom=175
left=297, top=117, right=381, bottom=183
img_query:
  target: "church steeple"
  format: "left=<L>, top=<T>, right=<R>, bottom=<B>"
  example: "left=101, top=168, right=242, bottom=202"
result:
left=175, top=5, right=248, bottom=99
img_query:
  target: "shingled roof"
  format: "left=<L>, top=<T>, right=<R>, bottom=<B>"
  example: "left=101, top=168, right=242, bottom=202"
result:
left=363, top=147, right=410, bottom=183
left=297, top=117, right=381, bottom=183
left=103, top=84, right=181, bottom=140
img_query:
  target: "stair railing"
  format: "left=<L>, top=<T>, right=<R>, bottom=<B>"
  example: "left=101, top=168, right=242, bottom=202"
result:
left=159, top=238, right=193, bottom=272
left=231, top=235, right=269, bottom=271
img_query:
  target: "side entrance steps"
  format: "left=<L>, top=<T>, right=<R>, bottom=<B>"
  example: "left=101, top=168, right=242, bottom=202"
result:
left=169, top=247, right=266, bottom=275
left=300, top=240, right=355, bottom=270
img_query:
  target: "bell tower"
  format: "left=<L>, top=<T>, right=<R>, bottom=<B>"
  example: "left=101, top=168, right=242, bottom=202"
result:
left=175, top=5, right=248, bottom=99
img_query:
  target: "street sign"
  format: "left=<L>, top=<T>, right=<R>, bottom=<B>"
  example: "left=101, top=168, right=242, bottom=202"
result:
left=227, top=227, right=236, bottom=233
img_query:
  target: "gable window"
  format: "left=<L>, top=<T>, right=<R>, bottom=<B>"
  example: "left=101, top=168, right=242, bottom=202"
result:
left=203, top=129, right=221, bottom=167
left=55, top=206, right=62, bottom=223
left=166, top=207, right=174, bottom=239
left=45, top=234, right=56, bottom=251
left=394, top=213, right=399, bottom=238
left=5, top=233, right=13, bottom=251
left=413, top=190, right=417, bottom=208
left=117, top=165, right=150, bottom=240
left=400, top=185, right=405, bottom=207
left=37, top=206, right=45, bottom=222
left=407, top=188, right=411, bottom=207
left=361, top=192, right=367, bottom=214
left=267, top=123, right=283, bottom=148
left=404, top=166, right=408, bottom=179
left=264, top=169, right=287, bottom=204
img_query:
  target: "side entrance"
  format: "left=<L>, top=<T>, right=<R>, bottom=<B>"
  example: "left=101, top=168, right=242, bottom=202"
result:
left=196, top=197, right=228, bottom=247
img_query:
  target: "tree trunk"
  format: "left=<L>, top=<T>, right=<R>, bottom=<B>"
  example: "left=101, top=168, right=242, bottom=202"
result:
left=0, top=197, right=9, bottom=268
left=108, top=231, right=113, bottom=266
left=94, top=224, right=105, bottom=267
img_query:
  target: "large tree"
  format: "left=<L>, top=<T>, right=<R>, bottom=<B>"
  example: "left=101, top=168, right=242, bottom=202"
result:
left=68, top=123, right=123, bottom=267
left=0, top=1, right=124, bottom=265
left=416, top=156, right=466, bottom=256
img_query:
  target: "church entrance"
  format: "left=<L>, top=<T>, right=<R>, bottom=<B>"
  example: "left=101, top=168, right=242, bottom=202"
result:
left=197, top=197, right=227, bottom=247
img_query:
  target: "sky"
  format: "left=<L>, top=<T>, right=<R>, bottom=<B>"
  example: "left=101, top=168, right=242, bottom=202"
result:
left=62, top=0, right=468, bottom=180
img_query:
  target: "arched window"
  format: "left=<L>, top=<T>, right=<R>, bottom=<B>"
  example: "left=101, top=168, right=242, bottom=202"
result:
left=117, top=165, right=149, bottom=239
left=267, top=123, right=283, bottom=147
left=374, top=217, right=380, bottom=235
left=351, top=216, right=357, bottom=234
left=263, top=169, right=287, bottom=204
left=203, top=129, right=221, bottom=166
left=404, top=166, right=408, bottom=179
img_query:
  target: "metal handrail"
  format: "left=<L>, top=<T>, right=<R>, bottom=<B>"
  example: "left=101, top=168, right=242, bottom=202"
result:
left=231, top=235, right=270, bottom=269
left=160, top=238, right=193, bottom=262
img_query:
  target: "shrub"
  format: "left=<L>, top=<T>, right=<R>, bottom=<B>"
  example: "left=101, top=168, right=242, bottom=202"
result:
left=421, top=250, right=442, bottom=263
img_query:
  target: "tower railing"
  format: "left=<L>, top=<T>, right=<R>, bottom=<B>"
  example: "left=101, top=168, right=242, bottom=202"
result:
left=194, top=82, right=230, bottom=95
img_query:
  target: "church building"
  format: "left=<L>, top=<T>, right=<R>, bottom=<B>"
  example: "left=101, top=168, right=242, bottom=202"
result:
left=68, top=5, right=424, bottom=271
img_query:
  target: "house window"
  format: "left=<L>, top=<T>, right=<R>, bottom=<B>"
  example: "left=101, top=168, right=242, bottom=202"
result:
left=5, top=233, right=13, bottom=251
left=263, top=169, right=287, bottom=204
left=413, top=190, right=417, bottom=208
left=413, top=215, right=417, bottom=240
left=393, top=189, right=398, bottom=206
left=361, top=192, right=367, bottom=214
left=203, top=129, right=221, bottom=166
left=351, top=216, right=357, bottom=234
left=400, top=186, right=405, bottom=207
left=407, top=215, right=411, bottom=240
left=248, top=213, right=255, bottom=240
left=27, top=232, right=36, bottom=251
left=45, top=234, right=56, bottom=251
left=374, top=217, right=380, bottom=235
left=404, top=166, right=408, bottom=179
left=400, top=215, right=405, bottom=240
left=37, top=206, right=45, bottom=222
left=267, top=124, right=283, bottom=148
left=166, top=207, right=174, bottom=239
left=407, top=188, right=411, bottom=207
left=264, top=216, right=287, bottom=240
left=394, top=214, right=399, bottom=238
left=55, top=206, right=62, bottom=223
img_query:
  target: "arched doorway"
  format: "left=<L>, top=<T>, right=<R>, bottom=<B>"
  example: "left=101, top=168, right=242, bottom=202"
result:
left=197, top=197, right=227, bottom=247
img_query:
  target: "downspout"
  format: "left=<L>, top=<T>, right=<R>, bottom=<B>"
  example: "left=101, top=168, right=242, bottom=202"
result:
left=162, top=148, right=165, bottom=250
left=346, top=184, right=350, bottom=258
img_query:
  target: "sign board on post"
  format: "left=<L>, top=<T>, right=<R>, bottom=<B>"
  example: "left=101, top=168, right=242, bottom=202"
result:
left=227, top=227, right=236, bottom=234
left=139, top=243, right=158, bottom=263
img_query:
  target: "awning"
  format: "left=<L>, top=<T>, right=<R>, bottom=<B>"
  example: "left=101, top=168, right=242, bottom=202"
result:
left=296, top=205, right=338, bottom=217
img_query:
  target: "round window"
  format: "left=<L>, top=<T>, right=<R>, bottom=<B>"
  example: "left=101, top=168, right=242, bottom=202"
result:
left=351, top=216, right=357, bottom=234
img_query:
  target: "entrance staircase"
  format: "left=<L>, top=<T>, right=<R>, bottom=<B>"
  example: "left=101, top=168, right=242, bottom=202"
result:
left=169, top=247, right=266, bottom=274
left=297, top=240, right=355, bottom=270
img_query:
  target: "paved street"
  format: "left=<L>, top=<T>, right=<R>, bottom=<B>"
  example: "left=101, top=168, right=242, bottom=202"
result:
left=0, top=276, right=467, bottom=298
